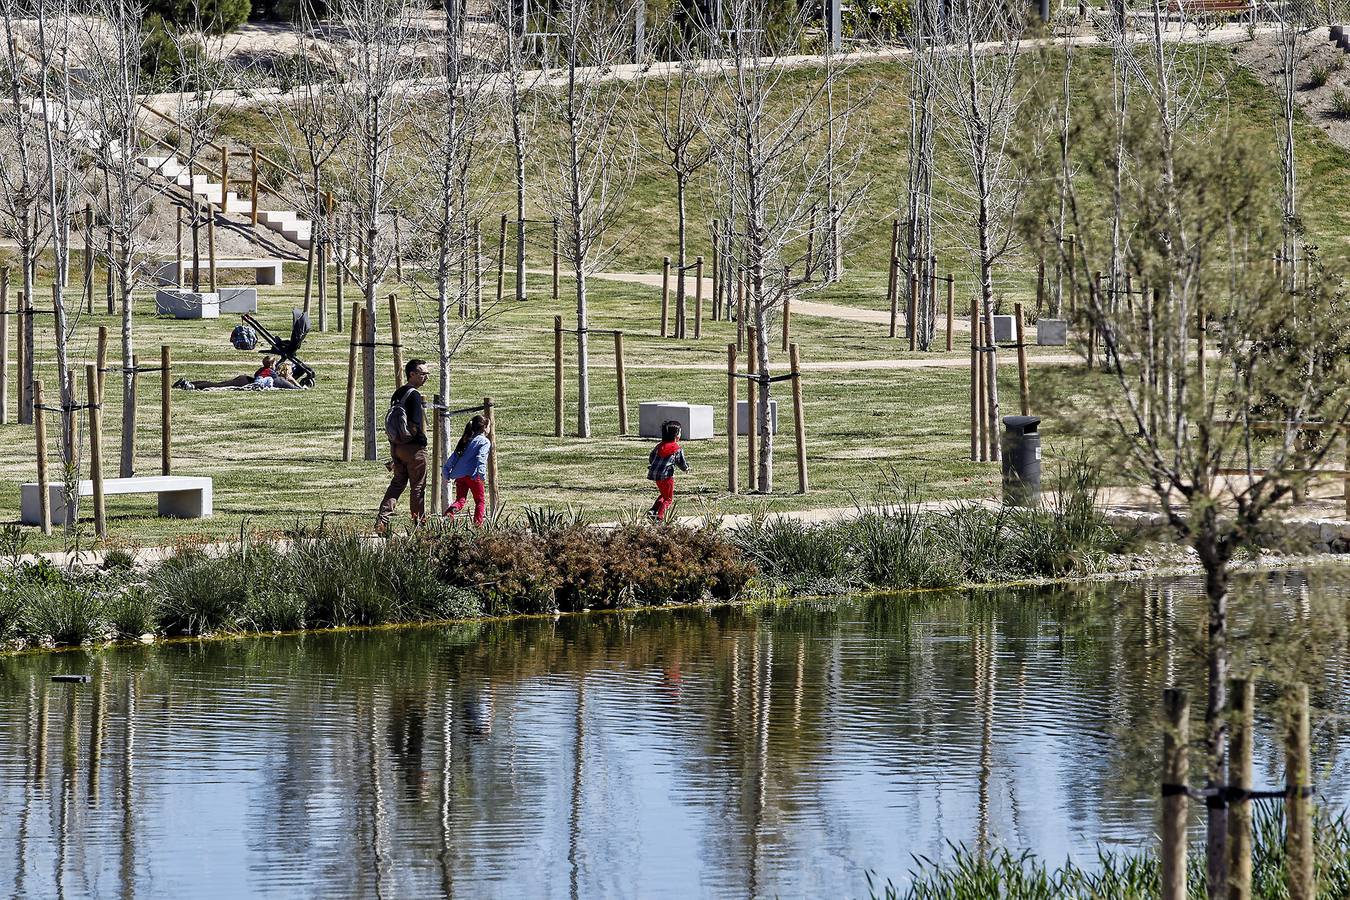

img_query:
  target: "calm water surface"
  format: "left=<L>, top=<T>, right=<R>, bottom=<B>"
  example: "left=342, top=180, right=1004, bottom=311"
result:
left=3, top=570, right=1350, bottom=898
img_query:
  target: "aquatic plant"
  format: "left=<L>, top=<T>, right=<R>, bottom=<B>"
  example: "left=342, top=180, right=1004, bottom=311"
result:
left=17, top=577, right=112, bottom=645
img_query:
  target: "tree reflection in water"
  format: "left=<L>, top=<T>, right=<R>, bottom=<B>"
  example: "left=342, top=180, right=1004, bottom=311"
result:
left=0, top=570, right=1348, bottom=897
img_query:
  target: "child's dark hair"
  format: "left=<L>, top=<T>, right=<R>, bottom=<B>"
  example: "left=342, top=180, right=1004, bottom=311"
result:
left=661, top=420, right=682, bottom=442
left=454, top=415, right=487, bottom=457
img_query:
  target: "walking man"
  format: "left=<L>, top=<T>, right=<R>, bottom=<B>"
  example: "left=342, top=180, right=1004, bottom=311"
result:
left=376, top=358, right=430, bottom=533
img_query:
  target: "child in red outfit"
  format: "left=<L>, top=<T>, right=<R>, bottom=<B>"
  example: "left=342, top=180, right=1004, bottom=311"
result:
left=647, top=420, right=691, bottom=521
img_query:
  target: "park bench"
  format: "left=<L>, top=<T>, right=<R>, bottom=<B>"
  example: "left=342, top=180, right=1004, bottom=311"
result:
left=21, top=475, right=213, bottom=526
left=154, top=258, right=285, bottom=287
left=1167, top=0, right=1251, bottom=14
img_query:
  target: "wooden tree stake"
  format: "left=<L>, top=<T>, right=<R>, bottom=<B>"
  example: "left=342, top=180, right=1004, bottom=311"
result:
left=1228, top=678, right=1254, bottom=900
left=888, top=255, right=899, bottom=339
left=86, top=364, right=106, bottom=539
left=388, top=293, right=404, bottom=386
left=496, top=213, right=507, bottom=304
left=614, top=331, right=628, bottom=435
left=431, top=393, right=443, bottom=514
left=694, top=256, right=704, bottom=339
left=1162, top=688, right=1189, bottom=900
left=727, top=343, right=738, bottom=494
left=660, top=256, right=671, bottom=337
left=1014, top=302, right=1030, bottom=416
left=746, top=326, right=757, bottom=493
left=342, top=303, right=362, bottom=462
left=552, top=218, right=560, bottom=301
left=95, top=326, right=108, bottom=402
left=0, top=268, right=7, bottom=425
left=908, top=271, right=918, bottom=351
left=33, top=379, right=50, bottom=535
left=484, top=397, right=499, bottom=515
left=1285, top=683, right=1313, bottom=900
left=161, top=345, right=171, bottom=475
left=790, top=343, right=807, bottom=494
left=554, top=316, right=564, bottom=438
left=207, top=211, right=217, bottom=293
left=946, top=275, right=954, bottom=352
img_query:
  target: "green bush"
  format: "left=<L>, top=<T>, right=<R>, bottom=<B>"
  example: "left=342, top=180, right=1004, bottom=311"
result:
left=18, top=577, right=113, bottom=645
left=1307, top=64, right=1332, bottom=90
left=151, top=549, right=250, bottom=635
left=1331, top=90, right=1350, bottom=119
left=108, top=587, right=159, bottom=639
left=147, top=0, right=250, bottom=34
left=455, top=529, right=559, bottom=615
left=734, top=515, right=857, bottom=595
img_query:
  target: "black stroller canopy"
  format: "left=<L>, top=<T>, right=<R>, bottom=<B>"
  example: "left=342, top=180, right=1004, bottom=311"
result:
left=239, top=310, right=317, bottom=386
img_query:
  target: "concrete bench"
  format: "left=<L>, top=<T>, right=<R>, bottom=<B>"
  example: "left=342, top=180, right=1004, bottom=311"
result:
left=219, top=287, right=258, bottom=314
left=156, top=289, right=219, bottom=319
left=638, top=401, right=714, bottom=440
left=21, top=476, right=213, bottom=526
left=736, top=399, right=779, bottom=435
left=154, top=258, right=284, bottom=286
left=1037, top=318, right=1068, bottom=346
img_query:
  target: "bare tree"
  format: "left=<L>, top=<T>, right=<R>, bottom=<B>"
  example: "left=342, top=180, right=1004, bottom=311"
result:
left=536, top=0, right=639, bottom=438
left=644, top=19, right=712, bottom=339
left=699, top=0, right=866, bottom=491
left=932, top=0, right=1029, bottom=463
left=331, top=0, right=421, bottom=460
left=901, top=0, right=938, bottom=349
left=500, top=0, right=533, bottom=304
left=0, top=5, right=47, bottom=425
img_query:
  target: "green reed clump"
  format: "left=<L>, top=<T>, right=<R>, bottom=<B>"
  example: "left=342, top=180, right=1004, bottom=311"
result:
left=107, top=586, right=159, bottom=638
left=16, top=576, right=115, bottom=645
left=733, top=514, right=858, bottom=595
left=872, top=804, right=1350, bottom=899
left=150, top=549, right=252, bottom=635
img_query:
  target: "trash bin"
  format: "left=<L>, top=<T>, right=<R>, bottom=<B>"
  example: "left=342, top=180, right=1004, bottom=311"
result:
left=1001, top=416, right=1041, bottom=506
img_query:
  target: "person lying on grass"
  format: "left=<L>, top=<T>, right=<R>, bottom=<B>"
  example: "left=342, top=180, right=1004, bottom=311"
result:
left=173, top=356, right=304, bottom=390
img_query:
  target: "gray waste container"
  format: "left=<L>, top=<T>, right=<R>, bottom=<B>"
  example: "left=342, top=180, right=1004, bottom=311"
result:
left=1001, top=416, right=1041, bottom=506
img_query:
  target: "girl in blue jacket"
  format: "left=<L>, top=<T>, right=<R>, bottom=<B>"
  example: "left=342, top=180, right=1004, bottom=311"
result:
left=443, top=416, right=491, bottom=525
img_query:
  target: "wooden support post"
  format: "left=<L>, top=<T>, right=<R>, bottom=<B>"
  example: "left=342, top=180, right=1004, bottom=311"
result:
left=552, top=218, right=560, bottom=301
left=1066, top=234, right=1078, bottom=313
left=736, top=271, right=746, bottom=350
left=790, top=342, right=807, bottom=494
left=1197, top=299, right=1206, bottom=397
left=393, top=212, right=403, bottom=281
left=431, top=393, right=443, bottom=514
left=1285, top=683, right=1313, bottom=900
left=694, top=256, right=704, bottom=339
left=1162, top=688, right=1189, bottom=900
left=160, top=345, right=171, bottom=476
left=95, top=327, right=108, bottom=402
left=175, top=207, right=184, bottom=288
left=781, top=283, right=791, bottom=352
left=970, top=303, right=979, bottom=461
left=342, top=304, right=361, bottom=462
left=1228, top=678, right=1254, bottom=900
left=388, top=293, right=403, bottom=386
left=16, top=291, right=27, bottom=424
left=711, top=220, right=721, bottom=319
left=0, top=269, right=7, bottom=424
left=1036, top=258, right=1045, bottom=314
left=727, top=343, right=738, bottom=494
left=83, top=205, right=94, bottom=313
left=484, top=397, right=499, bottom=515
left=554, top=315, right=564, bottom=438
left=887, top=255, right=899, bottom=339
left=1344, top=437, right=1350, bottom=521
left=207, top=211, right=218, bottom=293
left=614, top=331, right=628, bottom=435
left=945, top=275, right=955, bottom=352
left=908, top=270, right=918, bottom=351
left=474, top=221, right=483, bottom=317
left=746, top=326, right=757, bottom=493
left=33, top=379, right=50, bottom=535
left=85, top=364, right=105, bottom=539
left=660, top=256, right=671, bottom=337
left=220, top=148, right=229, bottom=211
left=496, top=213, right=507, bottom=304
left=250, top=148, right=259, bottom=225
left=1014, top=302, right=1030, bottom=416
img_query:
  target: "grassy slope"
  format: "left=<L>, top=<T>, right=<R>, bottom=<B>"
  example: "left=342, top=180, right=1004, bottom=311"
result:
left=0, top=44, right=1345, bottom=551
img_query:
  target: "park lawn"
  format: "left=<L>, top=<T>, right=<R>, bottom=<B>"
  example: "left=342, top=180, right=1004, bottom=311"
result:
left=0, top=261, right=1092, bottom=553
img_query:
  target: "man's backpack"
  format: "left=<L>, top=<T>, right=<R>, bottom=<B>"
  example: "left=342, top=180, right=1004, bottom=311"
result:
left=384, top=396, right=412, bottom=445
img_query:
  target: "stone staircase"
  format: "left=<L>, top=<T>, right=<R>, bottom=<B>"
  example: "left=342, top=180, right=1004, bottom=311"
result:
left=23, top=98, right=316, bottom=253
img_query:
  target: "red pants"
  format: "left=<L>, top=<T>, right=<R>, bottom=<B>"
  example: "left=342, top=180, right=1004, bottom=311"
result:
left=651, top=478, right=675, bottom=521
left=447, top=475, right=486, bottom=526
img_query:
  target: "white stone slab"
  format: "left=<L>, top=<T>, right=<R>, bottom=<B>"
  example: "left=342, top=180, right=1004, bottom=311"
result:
left=155, top=289, right=219, bottom=319
left=638, top=401, right=714, bottom=440
left=154, top=258, right=284, bottom=286
left=736, top=399, right=779, bottom=435
left=21, top=476, right=213, bottom=526
left=991, top=314, right=1016, bottom=343
left=1037, top=318, right=1068, bottom=346
left=218, top=287, right=258, bottom=314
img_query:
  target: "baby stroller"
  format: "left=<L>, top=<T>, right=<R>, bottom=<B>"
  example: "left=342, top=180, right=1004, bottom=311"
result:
left=233, top=310, right=317, bottom=386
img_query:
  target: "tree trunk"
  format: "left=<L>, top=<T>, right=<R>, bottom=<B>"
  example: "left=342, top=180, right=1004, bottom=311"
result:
left=1199, top=528, right=1230, bottom=900
left=676, top=172, right=687, bottom=337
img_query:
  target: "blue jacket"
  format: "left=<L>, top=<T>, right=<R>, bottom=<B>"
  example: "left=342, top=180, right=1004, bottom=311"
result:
left=444, top=434, right=491, bottom=481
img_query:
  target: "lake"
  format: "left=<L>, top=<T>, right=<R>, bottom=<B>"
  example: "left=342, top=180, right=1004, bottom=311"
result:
left=2, top=568, right=1349, bottom=898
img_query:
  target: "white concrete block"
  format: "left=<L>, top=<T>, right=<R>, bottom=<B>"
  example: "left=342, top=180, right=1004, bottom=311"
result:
left=638, top=401, right=714, bottom=440
left=155, top=289, right=219, bottom=319
left=991, top=315, right=1016, bottom=343
left=218, top=287, right=258, bottom=314
left=1037, top=318, right=1068, bottom=346
left=736, top=399, right=779, bottom=435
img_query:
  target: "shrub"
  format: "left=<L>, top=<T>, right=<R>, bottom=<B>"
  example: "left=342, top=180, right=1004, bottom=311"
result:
left=150, top=549, right=249, bottom=635
left=243, top=590, right=306, bottom=632
left=1308, top=64, right=1332, bottom=90
left=734, top=516, right=857, bottom=595
left=18, top=578, right=112, bottom=645
left=291, top=531, right=407, bottom=626
left=146, top=0, right=250, bottom=34
left=1331, top=90, right=1350, bottom=119
left=544, top=526, right=609, bottom=611
left=108, top=587, right=159, bottom=639
left=848, top=511, right=955, bottom=589
left=607, top=524, right=737, bottom=605
left=455, top=529, right=558, bottom=615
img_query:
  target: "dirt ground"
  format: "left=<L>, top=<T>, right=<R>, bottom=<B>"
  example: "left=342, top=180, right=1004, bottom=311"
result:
left=1229, top=26, right=1350, bottom=152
